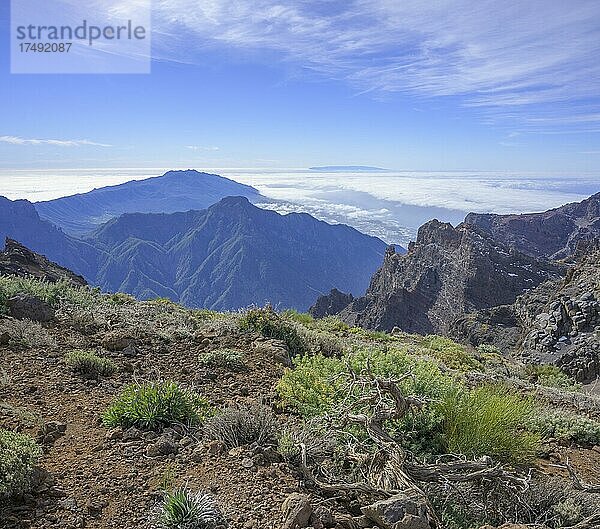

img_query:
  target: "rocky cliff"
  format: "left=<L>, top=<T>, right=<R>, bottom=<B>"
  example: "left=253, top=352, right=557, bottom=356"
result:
left=0, top=238, right=87, bottom=286
left=334, top=220, right=563, bottom=334
left=451, top=239, right=600, bottom=382
left=464, top=192, right=600, bottom=259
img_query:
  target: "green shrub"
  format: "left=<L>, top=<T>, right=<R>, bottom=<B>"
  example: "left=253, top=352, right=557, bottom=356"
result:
left=281, top=309, right=314, bottom=326
left=65, top=349, right=117, bottom=378
left=198, top=348, right=245, bottom=370
left=204, top=404, right=277, bottom=448
left=524, top=364, right=581, bottom=391
left=313, top=316, right=351, bottom=334
left=296, top=327, right=346, bottom=357
left=421, top=335, right=481, bottom=371
left=240, top=306, right=305, bottom=356
left=102, top=381, right=212, bottom=429
left=476, top=343, right=501, bottom=355
left=106, top=292, right=136, bottom=305
left=532, top=410, right=600, bottom=446
left=157, top=488, right=226, bottom=529
left=0, top=429, right=42, bottom=497
left=441, top=384, right=540, bottom=463
left=0, top=276, right=98, bottom=313
left=277, top=354, right=345, bottom=417
left=277, top=346, right=462, bottom=457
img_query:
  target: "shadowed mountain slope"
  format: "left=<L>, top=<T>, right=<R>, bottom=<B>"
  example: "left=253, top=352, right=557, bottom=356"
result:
left=90, top=196, right=387, bottom=310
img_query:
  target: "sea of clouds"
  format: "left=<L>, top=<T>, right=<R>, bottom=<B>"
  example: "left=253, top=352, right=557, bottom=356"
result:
left=0, top=168, right=597, bottom=246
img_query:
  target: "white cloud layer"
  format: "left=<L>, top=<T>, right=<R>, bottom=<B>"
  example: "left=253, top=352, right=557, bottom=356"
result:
left=0, top=136, right=111, bottom=147
left=148, top=0, right=600, bottom=131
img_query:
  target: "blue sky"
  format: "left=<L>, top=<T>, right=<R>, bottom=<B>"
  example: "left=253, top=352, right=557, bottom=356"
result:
left=1, top=0, right=600, bottom=172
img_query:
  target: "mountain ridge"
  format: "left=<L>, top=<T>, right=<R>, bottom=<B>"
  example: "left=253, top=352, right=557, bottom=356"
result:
left=35, top=170, right=261, bottom=236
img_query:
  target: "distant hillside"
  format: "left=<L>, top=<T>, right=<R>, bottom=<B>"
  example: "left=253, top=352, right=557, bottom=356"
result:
left=35, top=170, right=261, bottom=236
left=464, top=191, right=600, bottom=259
left=89, top=196, right=387, bottom=310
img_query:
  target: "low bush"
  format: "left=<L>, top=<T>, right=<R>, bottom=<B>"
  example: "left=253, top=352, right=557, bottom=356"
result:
left=296, top=326, right=346, bottom=357
left=0, top=319, right=56, bottom=349
left=421, top=335, right=481, bottom=371
left=312, top=316, right=351, bottom=334
left=0, top=428, right=42, bottom=497
left=441, top=384, right=540, bottom=463
left=204, top=404, right=277, bottom=448
left=65, top=349, right=117, bottom=378
left=532, top=410, right=600, bottom=446
left=156, top=488, right=226, bottom=529
left=281, top=309, right=314, bottom=326
left=0, top=276, right=98, bottom=313
left=278, top=348, right=541, bottom=462
left=277, top=347, right=460, bottom=456
left=198, top=348, right=245, bottom=370
left=240, top=306, right=306, bottom=356
left=103, top=381, right=212, bottom=429
left=524, top=364, right=581, bottom=391
left=277, top=421, right=336, bottom=465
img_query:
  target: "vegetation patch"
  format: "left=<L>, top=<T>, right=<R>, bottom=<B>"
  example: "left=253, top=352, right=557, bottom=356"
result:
left=532, top=410, right=600, bottom=446
left=0, top=428, right=42, bottom=497
left=198, top=348, right=245, bottom=370
left=156, top=488, right=226, bottom=529
left=441, top=384, right=540, bottom=462
left=421, top=335, right=481, bottom=371
left=0, top=276, right=98, bottom=313
left=102, top=381, right=212, bottom=429
left=524, top=364, right=581, bottom=391
left=204, top=404, right=277, bottom=448
left=65, top=349, right=117, bottom=378
left=240, top=306, right=306, bottom=356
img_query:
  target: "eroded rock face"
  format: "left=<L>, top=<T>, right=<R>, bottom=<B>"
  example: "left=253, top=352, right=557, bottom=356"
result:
left=337, top=222, right=563, bottom=334
left=309, top=288, right=354, bottom=319
left=0, top=238, right=87, bottom=286
left=465, top=192, right=600, bottom=260
left=452, top=239, right=600, bottom=382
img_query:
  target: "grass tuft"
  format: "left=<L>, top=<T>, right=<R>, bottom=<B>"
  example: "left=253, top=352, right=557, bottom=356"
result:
left=157, top=488, right=226, bottom=529
left=102, top=381, right=212, bottom=429
left=0, top=428, right=42, bottom=497
left=65, top=349, right=117, bottom=378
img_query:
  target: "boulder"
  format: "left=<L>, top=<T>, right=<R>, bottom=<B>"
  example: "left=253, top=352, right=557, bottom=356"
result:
left=361, top=493, right=433, bottom=529
left=281, top=493, right=312, bottom=529
left=101, top=330, right=136, bottom=352
left=7, top=294, right=55, bottom=322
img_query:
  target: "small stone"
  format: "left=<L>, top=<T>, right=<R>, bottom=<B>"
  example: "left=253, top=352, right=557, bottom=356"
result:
left=241, top=457, right=254, bottom=469
left=146, top=437, right=178, bottom=458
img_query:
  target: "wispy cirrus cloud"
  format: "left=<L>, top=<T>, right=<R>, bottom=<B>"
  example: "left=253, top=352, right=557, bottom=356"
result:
left=147, top=0, right=600, bottom=132
left=185, top=145, right=219, bottom=151
left=0, top=135, right=111, bottom=147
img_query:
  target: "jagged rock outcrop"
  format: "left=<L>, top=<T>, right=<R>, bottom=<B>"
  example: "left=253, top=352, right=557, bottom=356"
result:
left=336, top=221, right=563, bottom=334
left=465, top=192, right=600, bottom=259
left=452, top=240, right=600, bottom=382
left=309, top=288, right=354, bottom=319
left=0, top=238, right=87, bottom=286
